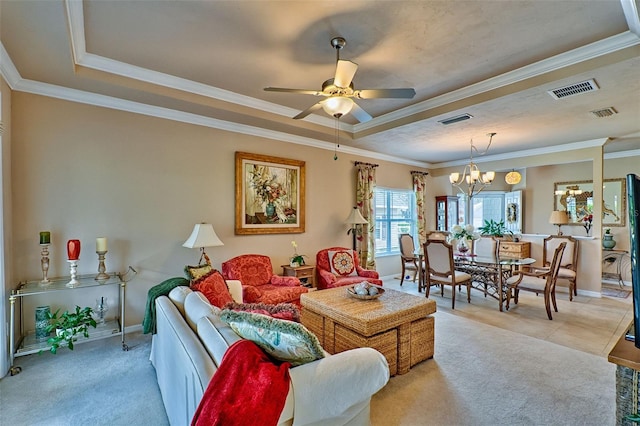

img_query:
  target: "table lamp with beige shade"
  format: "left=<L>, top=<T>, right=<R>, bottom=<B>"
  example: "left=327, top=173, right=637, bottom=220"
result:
left=183, top=223, right=224, bottom=266
left=549, top=210, right=569, bottom=235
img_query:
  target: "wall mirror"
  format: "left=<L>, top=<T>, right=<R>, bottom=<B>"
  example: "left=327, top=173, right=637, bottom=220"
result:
left=554, top=178, right=626, bottom=226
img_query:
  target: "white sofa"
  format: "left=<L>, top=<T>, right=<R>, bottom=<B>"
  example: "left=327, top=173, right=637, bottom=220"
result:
left=150, top=281, right=390, bottom=426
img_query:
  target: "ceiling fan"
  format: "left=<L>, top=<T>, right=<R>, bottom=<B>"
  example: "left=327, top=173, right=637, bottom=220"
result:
left=264, top=37, right=416, bottom=123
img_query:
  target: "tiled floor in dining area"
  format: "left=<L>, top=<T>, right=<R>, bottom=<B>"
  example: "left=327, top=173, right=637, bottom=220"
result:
left=382, top=275, right=633, bottom=358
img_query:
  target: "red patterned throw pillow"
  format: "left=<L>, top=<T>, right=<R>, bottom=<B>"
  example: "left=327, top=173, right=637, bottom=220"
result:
left=191, top=270, right=234, bottom=308
left=328, top=250, right=358, bottom=276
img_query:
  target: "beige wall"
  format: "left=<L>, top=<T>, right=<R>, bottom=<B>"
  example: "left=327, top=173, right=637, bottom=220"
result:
left=10, top=92, right=424, bottom=328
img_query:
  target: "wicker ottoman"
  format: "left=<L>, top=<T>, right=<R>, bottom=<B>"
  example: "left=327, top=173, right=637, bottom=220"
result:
left=301, top=287, right=436, bottom=375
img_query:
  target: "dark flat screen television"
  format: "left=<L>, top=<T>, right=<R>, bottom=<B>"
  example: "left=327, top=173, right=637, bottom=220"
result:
left=627, top=174, right=640, bottom=347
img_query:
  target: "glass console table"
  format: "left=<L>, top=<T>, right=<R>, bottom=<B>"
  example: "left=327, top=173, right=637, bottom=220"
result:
left=8, top=266, right=136, bottom=376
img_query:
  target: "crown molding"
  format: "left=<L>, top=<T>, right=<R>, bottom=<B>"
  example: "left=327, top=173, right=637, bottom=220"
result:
left=604, top=149, right=640, bottom=159
left=355, top=31, right=640, bottom=132
left=63, top=0, right=344, bottom=131
left=432, top=138, right=609, bottom=169
left=3, top=2, right=635, bottom=170
left=621, top=0, right=640, bottom=37
left=63, top=0, right=640, bottom=137
left=0, top=43, right=22, bottom=89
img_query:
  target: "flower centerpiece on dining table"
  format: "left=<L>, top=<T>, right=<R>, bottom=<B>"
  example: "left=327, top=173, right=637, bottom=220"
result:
left=449, top=224, right=480, bottom=254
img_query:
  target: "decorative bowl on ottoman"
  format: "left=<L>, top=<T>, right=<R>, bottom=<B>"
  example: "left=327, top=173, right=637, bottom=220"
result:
left=347, top=282, right=385, bottom=300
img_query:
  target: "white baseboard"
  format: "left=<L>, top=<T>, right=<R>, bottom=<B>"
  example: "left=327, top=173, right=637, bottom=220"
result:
left=125, top=324, right=143, bottom=334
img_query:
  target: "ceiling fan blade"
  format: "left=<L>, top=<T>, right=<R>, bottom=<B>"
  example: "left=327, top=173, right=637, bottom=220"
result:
left=264, top=87, right=325, bottom=96
left=293, top=102, right=324, bottom=120
left=350, top=102, right=373, bottom=123
left=354, top=88, right=416, bottom=99
left=334, top=60, right=358, bottom=88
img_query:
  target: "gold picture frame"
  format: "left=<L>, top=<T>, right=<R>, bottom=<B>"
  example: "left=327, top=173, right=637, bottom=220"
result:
left=553, top=178, right=626, bottom=226
left=235, top=152, right=305, bottom=234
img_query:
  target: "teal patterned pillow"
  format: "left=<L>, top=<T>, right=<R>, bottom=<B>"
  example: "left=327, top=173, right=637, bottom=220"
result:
left=220, top=310, right=324, bottom=366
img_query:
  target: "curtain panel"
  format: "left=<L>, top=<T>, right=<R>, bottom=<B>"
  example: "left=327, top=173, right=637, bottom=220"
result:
left=355, top=163, right=377, bottom=269
left=411, top=171, right=429, bottom=246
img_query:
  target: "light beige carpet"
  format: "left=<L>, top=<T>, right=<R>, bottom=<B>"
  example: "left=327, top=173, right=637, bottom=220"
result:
left=371, top=311, right=616, bottom=426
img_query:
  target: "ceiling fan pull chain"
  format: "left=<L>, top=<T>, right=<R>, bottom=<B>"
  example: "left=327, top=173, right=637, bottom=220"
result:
left=334, top=116, right=340, bottom=160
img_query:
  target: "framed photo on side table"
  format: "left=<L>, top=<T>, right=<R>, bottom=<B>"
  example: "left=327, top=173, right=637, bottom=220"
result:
left=235, top=152, right=305, bottom=234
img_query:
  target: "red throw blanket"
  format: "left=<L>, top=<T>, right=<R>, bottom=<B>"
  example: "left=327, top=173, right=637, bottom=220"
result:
left=191, top=340, right=291, bottom=426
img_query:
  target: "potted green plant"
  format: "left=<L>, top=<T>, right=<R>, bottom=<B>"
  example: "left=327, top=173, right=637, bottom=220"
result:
left=477, top=219, right=513, bottom=240
left=290, top=240, right=307, bottom=267
left=45, top=306, right=97, bottom=354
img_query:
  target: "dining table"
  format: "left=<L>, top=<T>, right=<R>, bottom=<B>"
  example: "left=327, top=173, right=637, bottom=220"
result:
left=418, top=252, right=536, bottom=312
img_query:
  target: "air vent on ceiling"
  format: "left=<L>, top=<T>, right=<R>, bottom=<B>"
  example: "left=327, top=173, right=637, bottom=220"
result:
left=547, top=79, right=599, bottom=100
left=438, top=113, right=473, bottom=125
left=590, top=107, right=617, bottom=118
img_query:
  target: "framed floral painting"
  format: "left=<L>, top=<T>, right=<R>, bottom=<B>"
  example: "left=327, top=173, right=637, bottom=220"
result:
left=235, top=152, right=305, bottom=234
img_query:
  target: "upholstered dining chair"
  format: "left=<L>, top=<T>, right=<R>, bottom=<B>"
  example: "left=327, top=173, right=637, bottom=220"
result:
left=473, top=236, right=500, bottom=258
left=505, top=242, right=566, bottom=320
left=425, top=231, right=449, bottom=241
left=422, top=239, right=472, bottom=309
left=540, top=236, right=579, bottom=300
left=398, top=233, right=423, bottom=286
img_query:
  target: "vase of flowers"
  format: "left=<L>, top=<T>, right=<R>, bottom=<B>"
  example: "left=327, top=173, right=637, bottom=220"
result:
left=449, top=224, right=480, bottom=254
left=582, top=214, right=593, bottom=236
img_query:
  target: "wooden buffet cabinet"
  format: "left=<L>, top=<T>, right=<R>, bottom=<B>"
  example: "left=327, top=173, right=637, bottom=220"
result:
left=499, top=241, right=531, bottom=259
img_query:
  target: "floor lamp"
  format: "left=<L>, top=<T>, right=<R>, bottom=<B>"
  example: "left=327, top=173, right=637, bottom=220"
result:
left=345, top=207, right=369, bottom=250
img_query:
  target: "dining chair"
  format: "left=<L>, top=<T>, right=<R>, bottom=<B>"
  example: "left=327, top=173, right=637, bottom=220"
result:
left=425, top=231, right=449, bottom=241
left=505, top=242, right=566, bottom=320
left=423, top=239, right=472, bottom=309
left=473, top=236, right=500, bottom=258
left=541, top=236, right=578, bottom=301
left=398, top=233, right=422, bottom=286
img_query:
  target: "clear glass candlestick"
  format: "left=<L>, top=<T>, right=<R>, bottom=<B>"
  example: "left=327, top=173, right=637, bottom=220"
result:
left=94, top=297, right=109, bottom=325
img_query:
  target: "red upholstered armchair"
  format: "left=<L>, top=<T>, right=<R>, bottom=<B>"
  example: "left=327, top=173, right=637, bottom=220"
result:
left=316, top=247, right=382, bottom=290
left=221, top=254, right=308, bottom=306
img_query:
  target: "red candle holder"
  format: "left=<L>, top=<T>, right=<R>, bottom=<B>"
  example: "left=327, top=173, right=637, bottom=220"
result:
left=67, top=239, right=81, bottom=261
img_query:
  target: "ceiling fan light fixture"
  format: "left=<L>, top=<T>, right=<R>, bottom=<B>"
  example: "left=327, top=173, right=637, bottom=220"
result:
left=322, top=96, right=354, bottom=118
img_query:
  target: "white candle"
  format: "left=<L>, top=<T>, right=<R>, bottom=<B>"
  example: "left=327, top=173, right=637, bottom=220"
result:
left=96, top=237, right=108, bottom=252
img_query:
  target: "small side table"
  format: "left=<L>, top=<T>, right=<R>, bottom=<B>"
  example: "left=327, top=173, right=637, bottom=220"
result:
left=281, top=264, right=315, bottom=288
left=603, top=249, right=629, bottom=288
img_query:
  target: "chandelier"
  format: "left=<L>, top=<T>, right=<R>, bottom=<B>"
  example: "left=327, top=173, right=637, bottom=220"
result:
left=555, top=185, right=582, bottom=199
left=449, top=132, right=496, bottom=198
